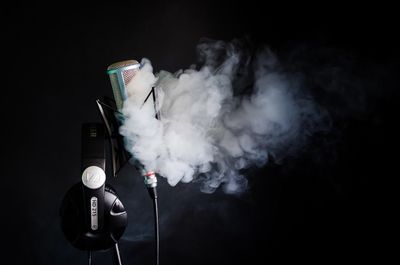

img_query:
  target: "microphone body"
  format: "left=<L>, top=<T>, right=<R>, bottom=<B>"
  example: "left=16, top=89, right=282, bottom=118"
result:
left=106, top=60, right=159, bottom=188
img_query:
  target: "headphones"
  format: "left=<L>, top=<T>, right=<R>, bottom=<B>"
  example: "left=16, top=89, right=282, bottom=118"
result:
left=60, top=123, right=128, bottom=251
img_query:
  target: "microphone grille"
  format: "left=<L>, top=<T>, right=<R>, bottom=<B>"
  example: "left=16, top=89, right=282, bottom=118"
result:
left=107, top=59, right=140, bottom=87
left=107, top=60, right=139, bottom=71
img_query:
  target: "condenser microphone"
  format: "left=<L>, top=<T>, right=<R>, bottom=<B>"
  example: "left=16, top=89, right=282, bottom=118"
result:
left=106, top=59, right=160, bottom=187
left=107, top=60, right=141, bottom=110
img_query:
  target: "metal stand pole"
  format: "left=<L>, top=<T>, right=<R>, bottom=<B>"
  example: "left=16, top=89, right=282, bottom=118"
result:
left=112, top=243, right=123, bottom=265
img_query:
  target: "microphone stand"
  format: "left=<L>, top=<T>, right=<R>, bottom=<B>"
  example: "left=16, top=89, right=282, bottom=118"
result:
left=113, top=243, right=123, bottom=265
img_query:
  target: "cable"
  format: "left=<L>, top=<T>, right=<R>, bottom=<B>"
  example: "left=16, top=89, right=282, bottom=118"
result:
left=147, top=187, right=160, bottom=265
left=153, top=196, right=160, bottom=265
left=143, top=171, right=159, bottom=265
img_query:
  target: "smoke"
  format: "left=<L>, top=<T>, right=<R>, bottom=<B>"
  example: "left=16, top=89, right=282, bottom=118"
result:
left=120, top=39, right=331, bottom=194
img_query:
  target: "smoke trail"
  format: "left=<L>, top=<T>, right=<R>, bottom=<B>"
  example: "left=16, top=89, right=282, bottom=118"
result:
left=120, top=39, right=330, bottom=194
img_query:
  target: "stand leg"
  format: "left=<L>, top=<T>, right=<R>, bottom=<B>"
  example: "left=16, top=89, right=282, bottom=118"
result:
left=112, top=243, right=122, bottom=265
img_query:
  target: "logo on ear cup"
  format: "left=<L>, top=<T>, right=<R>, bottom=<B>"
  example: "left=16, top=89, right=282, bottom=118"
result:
left=82, top=166, right=106, bottom=189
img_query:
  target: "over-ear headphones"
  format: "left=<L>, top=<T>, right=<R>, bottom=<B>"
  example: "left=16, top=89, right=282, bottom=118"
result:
left=60, top=123, right=128, bottom=251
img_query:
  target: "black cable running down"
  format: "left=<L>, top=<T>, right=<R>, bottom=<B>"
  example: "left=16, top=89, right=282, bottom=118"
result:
left=153, top=197, right=160, bottom=265
left=148, top=187, right=160, bottom=265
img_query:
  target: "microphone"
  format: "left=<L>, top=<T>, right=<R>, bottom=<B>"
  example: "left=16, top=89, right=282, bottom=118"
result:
left=107, top=60, right=141, bottom=111
left=106, top=60, right=159, bottom=189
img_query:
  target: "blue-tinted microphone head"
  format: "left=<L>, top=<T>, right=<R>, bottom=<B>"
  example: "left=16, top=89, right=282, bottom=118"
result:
left=107, top=60, right=141, bottom=110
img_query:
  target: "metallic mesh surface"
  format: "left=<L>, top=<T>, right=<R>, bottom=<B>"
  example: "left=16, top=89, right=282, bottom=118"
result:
left=107, top=60, right=139, bottom=85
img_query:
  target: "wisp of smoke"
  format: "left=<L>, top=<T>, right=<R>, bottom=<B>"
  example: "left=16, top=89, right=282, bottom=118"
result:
left=120, top=40, right=330, bottom=194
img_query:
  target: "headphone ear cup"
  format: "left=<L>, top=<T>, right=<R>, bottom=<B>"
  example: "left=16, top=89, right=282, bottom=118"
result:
left=60, top=183, right=128, bottom=251
left=60, top=184, right=84, bottom=246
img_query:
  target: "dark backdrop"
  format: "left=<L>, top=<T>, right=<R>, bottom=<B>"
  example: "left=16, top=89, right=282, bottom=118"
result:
left=2, top=1, right=398, bottom=264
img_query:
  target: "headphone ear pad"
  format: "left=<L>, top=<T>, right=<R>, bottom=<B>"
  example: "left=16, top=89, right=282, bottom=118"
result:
left=60, top=183, right=128, bottom=251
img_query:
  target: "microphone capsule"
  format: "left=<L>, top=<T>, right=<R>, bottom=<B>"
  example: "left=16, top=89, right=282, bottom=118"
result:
left=107, top=60, right=141, bottom=110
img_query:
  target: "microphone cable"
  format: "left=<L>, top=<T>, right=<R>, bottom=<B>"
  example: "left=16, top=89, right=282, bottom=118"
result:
left=148, top=187, right=160, bottom=265
left=154, top=197, right=159, bottom=265
left=145, top=172, right=160, bottom=265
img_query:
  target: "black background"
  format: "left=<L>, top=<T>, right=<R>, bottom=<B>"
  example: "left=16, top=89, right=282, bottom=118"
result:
left=2, top=1, right=398, bottom=264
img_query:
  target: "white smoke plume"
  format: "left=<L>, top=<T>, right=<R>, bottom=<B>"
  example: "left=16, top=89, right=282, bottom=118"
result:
left=120, top=40, right=330, bottom=194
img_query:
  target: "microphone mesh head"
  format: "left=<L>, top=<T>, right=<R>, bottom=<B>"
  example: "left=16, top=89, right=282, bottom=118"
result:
left=107, top=60, right=140, bottom=85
